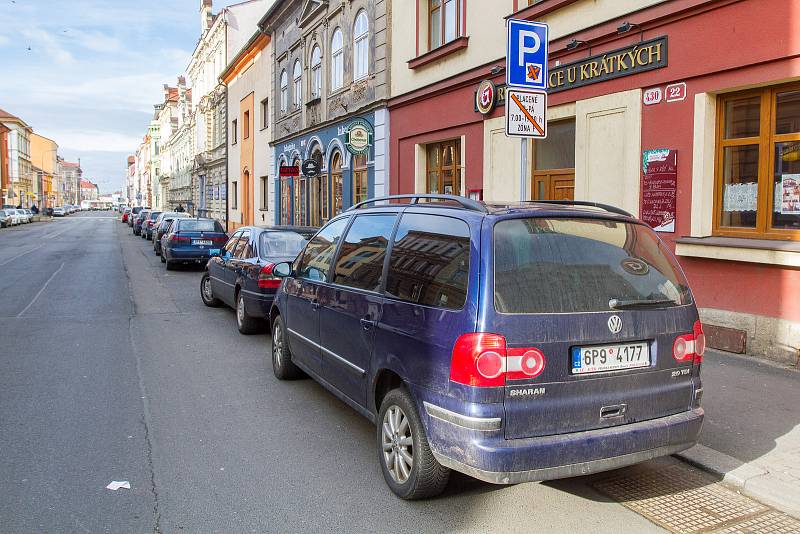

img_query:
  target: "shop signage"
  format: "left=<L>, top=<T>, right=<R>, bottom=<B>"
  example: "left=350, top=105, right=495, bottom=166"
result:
left=345, top=118, right=373, bottom=155
left=548, top=36, right=668, bottom=93
left=301, top=159, right=321, bottom=177
left=505, top=89, right=547, bottom=139
left=506, top=19, right=549, bottom=90
left=643, top=87, right=662, bottom=106
left=476, top=80, right=497, bottom=114
left=641, top=149, right=677, bottom=233
left=279, top=165, right=300, bottom=177
left=665, top=82, right=687, bottom=102
left=474, top=83, right=507, bottom=113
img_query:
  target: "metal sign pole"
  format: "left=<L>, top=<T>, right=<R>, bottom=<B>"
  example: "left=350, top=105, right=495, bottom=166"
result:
left=520, top=138, right=528, bottom=201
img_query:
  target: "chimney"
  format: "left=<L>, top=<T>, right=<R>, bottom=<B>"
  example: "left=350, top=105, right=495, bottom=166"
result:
left=163, top=84, right=170, bottom=101
left=177, top=75, right=186, bottom=88
left=200, top=0, right=212, bottom=33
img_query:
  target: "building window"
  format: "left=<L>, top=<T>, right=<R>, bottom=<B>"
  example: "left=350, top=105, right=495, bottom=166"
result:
left=232, top=181, right=238, bottom=209
left=231, top=119, right=238, bottom=145
left=426, top=139, right=461, bottom=195
left=310, top=46, right=322, bottom=98
left=293, top=60, right=302, bottom=109
left=330, top=150, right=344, bottom=215
left=260, top=98, right=269, bottom=129
left=715, top=86, right=800, bottom=239
left=353, top=10, right=369, bottom=81
left=353, top=154, right=368, bottom=204
left=260, top=176, right=268, bottom=209
left=331, top=28, right=344, bottom=91
left=429, top=0, right=460, bottom=50
left=280, top=70, right=288, bottom=113
left=243, top=110, right=250, bottom=139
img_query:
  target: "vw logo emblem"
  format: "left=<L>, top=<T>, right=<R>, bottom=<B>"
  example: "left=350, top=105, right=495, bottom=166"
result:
left=608, top=315, right=623, bottom=334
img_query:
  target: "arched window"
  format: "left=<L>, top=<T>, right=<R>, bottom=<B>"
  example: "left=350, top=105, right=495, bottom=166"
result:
left=311, top=147, right=325, bottom=225
left=280, top=70, right=288, bottom=113
left=353, top=11, right=369, bottom=81
left=331, top=28, right=343, bottom=91
left=279, top=157, right=290, bottom=225
left=292, top=60, right=302, bottom=109
left=330, top=150, right=343, bottom=215
left=311, top=46, right=322, bottom=98
left=352, top=154, right=368, bottom=204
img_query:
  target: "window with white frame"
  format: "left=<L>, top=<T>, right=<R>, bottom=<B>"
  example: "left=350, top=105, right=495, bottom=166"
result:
left=353, top=11, right=369, bottom=81
left=311, top=46, right=322, bottom=98
left=280, top=70, right=288, bottom=113
left=293, top=60, right=302, bottom=109
left=331, top=28, right=344, bottom=91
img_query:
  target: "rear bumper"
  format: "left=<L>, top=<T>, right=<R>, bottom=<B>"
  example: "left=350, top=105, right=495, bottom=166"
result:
left=420, top=397, right=703, bottom=484
left=166, top=248, right=215, bottom=261
left=242, top=289, right=277, bottom=318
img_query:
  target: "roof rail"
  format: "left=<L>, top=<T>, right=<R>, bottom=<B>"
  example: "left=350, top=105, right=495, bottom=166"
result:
left=520, top=200, right=633, bottom=218
left=347, top=194, right=489, bottom=213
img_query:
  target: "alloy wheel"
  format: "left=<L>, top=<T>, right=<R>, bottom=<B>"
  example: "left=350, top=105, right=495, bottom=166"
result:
left=202, top=277, right=214, bottom=302
left=237, top=295, right=245, bottom=326
left=273, top=323, right=284, bottom=369
left=382, top=405, right=414, bottom=484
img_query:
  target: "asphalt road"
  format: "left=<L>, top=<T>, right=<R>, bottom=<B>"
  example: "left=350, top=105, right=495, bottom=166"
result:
left=0, top=212, right=729, bottom=533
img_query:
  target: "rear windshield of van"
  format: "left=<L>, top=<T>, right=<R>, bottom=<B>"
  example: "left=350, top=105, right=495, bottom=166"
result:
left=494, top=218, right=691, bottom=314
left=178, top=219, right=223, bottom=232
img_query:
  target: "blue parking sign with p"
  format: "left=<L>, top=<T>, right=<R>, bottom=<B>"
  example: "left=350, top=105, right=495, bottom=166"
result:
left=506, top=19, right=549, bottom=90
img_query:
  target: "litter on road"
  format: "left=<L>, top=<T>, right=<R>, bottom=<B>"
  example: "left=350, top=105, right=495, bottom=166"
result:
left=106, top=481, right=131, bottom=491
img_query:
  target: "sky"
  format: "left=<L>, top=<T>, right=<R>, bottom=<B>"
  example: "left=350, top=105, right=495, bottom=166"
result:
left=0, top=0, right=239, bottom=194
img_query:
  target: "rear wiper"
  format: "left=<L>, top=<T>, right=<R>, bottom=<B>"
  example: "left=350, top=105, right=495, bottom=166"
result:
left=609, top=297, right=678, bottom=310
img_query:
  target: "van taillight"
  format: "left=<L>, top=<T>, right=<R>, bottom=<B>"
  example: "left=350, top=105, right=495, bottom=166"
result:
left=673, top=321, right=705, bottom=364
left=450, top=333, right=546, bottom=387
left=258, top=263, right=281, bottom=289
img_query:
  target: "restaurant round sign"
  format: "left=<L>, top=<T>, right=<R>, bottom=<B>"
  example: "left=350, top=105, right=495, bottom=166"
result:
left=346, top=118, right=373, bottom=155
left=476, top=79, right=496, bottom=115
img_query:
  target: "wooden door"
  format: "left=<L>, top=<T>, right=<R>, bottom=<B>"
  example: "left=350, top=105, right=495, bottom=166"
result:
left=532, top=168, right=575, bottom=201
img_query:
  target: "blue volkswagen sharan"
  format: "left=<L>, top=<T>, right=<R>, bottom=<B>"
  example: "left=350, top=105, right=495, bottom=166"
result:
left=268, top=195, right=704, bottom=499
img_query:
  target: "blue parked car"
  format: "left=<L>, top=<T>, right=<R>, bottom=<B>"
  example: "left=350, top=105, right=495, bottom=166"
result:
left=268, top=194, right=705, bottom=499
left=200, top=226, right=316, bottom=334
left=160, top=218, right=227, bottom=270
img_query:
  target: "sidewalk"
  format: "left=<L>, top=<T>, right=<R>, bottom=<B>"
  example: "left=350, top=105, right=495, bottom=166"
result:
left=676, top=349, right=800, bottom=518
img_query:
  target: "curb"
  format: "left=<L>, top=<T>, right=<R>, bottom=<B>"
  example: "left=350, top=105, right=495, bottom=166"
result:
left=675, top=444, right=800, bottom=519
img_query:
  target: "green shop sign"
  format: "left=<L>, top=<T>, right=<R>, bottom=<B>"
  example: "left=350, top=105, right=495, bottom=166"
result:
left=345, top=118, right=373, bottom=156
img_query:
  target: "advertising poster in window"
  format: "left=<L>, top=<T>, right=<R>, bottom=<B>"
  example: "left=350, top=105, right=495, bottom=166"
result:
left=781, top=174, right=800, bottom=214
left=641, top=149, right=677, bottom=232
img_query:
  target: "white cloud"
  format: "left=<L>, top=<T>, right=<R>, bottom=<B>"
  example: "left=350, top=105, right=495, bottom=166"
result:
left=0, top=35, right=9, bottom=46
left=21, top=28, right=75, bottom=65
left=48, top=129, right=143, bottom=153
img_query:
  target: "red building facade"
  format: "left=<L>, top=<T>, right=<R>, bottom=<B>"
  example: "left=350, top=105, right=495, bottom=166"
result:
left=389, top=0, right=800, bottom=363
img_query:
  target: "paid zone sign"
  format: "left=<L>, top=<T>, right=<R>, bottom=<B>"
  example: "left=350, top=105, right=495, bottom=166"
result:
left=505, top=89, right=547, bottom=138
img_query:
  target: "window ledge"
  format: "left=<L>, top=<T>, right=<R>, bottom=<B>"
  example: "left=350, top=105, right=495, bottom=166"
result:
left=675, top=236, right=800, bottom=267
left=408, top=36, right=469, bottom=70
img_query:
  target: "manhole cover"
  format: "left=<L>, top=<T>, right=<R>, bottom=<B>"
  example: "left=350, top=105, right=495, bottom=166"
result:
left=593, top=464, right=799, bottom=533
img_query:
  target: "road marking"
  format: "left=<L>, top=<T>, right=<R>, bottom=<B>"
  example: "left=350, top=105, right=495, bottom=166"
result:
left=0, top=244, right=45, bottom=266
left=17, top=262, right=65, bottom=317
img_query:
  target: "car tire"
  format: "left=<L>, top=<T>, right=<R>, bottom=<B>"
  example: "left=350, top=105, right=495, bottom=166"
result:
left=160, top=253, right=166, bottom=263
left=165, top=260, right=174, bottom=270
left=235, top=291, right=260, bottom=335
left=271, top=315, right=303, bottom=380
left=377, top=388, right=450, bottom=500
left=200, top=273, right=222, bottom=307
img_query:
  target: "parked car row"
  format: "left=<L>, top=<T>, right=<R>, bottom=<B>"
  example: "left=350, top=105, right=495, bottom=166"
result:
left=0, top=208, right=33, bottom=227
left=53, top=205, right=81, bottom=216
left=124, top=194, right=706, bottom=501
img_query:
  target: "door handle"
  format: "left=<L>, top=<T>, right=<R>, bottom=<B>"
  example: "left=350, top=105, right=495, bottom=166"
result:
left=360, top=318, right=377, bottom=330
left=311, top=299, right=320, bottom=310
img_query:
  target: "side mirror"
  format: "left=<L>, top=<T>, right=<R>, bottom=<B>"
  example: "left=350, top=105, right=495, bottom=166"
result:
left=272, top=261, right=293, bottom=278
